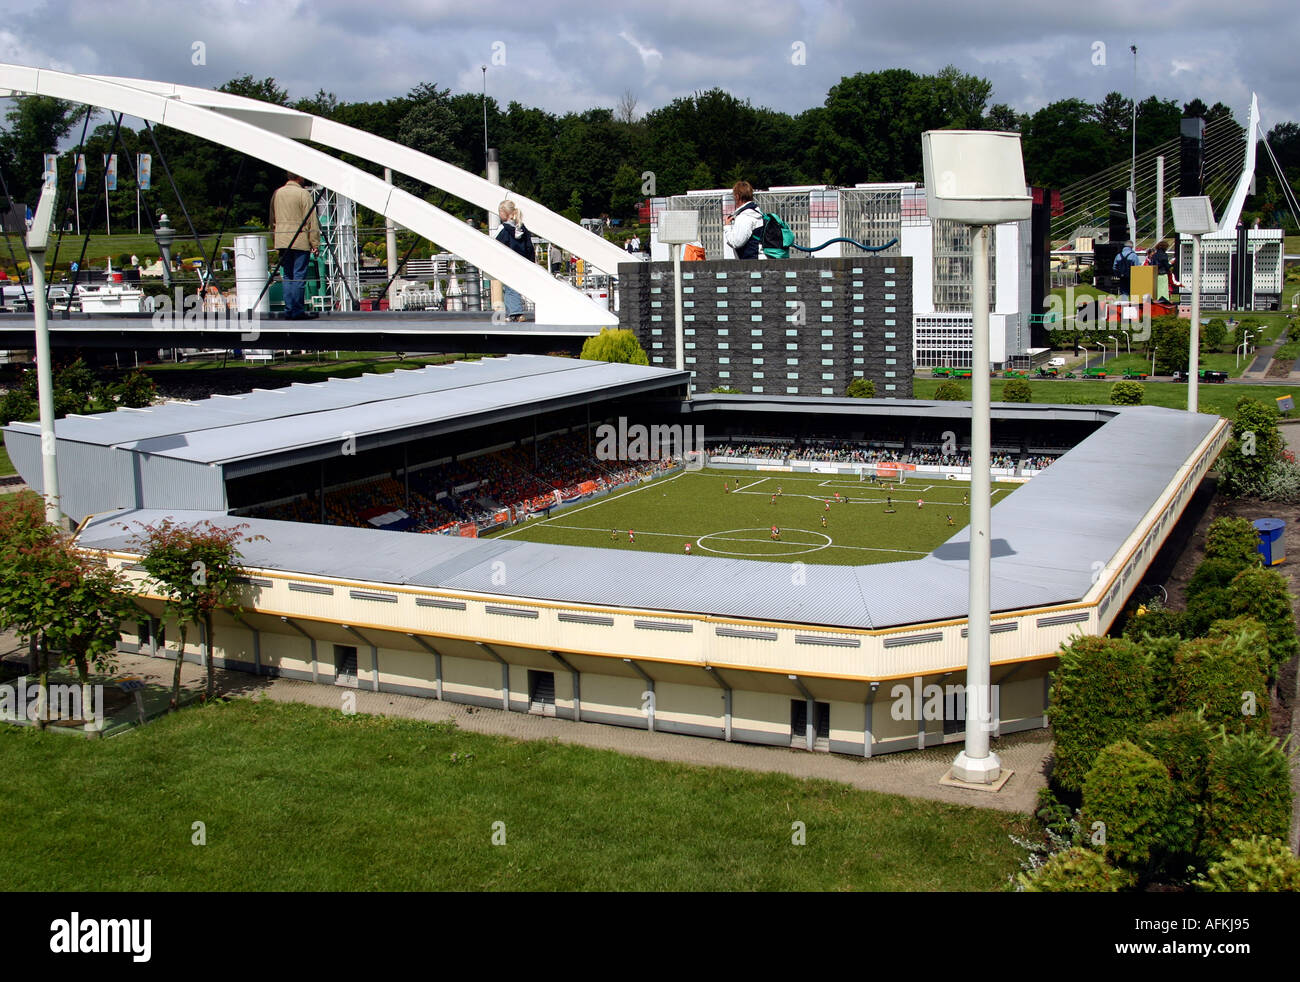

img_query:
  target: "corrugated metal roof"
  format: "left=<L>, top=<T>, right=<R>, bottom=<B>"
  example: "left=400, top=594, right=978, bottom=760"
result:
left=75, top=404, right=1222, bottom=630
left=4, top=356, right=687, bottom=462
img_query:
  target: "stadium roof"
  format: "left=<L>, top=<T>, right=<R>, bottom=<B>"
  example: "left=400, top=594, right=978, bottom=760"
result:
left=75, top=405, right=1222, bottom=631
left=3, top=355, right=691, bottom=518
left=6, top=355, right=687, bottom=464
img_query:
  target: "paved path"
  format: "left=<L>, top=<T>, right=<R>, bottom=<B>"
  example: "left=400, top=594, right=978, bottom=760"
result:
left=5, top=632, right=1049, bottom=815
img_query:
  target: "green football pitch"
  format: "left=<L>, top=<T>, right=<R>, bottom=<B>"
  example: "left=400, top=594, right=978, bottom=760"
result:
left=487, top=468, right=1024, bottom=566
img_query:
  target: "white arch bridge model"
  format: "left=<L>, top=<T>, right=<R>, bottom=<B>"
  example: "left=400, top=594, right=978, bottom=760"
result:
left=0, top=64, right=621, bottom=327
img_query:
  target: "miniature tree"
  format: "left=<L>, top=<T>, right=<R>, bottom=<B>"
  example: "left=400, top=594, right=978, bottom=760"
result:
left=0, top=491, right=133, bottom=726
left=127, top=519, right=262, bottom=706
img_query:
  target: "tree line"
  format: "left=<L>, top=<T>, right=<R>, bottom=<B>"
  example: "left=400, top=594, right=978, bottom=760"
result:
left=2, top=68, right=1298, bottom=250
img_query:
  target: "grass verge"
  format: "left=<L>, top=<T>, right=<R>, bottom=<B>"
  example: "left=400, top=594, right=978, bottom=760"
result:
left=0, top=698, right=1030, bottom=891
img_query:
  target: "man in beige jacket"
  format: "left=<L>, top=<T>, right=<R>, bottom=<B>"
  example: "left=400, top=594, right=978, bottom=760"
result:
left=270, top=172, right=320, bottom=319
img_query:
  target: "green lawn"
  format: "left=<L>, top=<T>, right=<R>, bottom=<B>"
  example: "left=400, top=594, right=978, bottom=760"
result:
left=0, top=699, right=1030, bottom=891
left=914, top=377, right=1300, bottom=417
left=0, top=442, right=13, bottom=477
left=6, top=232, right=247, bottom=274
left=488, top=468, right=1018, bottom=565
left=1093, top=351, right=1256, bottom=378
left=142, top=351, right=481, bottom=382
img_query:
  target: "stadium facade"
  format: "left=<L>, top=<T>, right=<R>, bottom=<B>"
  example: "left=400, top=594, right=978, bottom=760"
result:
left=6, top=356, right=1228, bottom=756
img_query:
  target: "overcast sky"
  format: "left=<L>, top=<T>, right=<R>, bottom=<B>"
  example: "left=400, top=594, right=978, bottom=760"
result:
left=2, top=0, right=1296, bottom=133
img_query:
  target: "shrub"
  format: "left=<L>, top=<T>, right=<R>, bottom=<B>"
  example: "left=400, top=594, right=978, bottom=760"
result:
left=1047, top=636, right=1154, bottom=792
left=1205, top=615, right=1273, bottom=674
left=1001, top=377, right=1032, bottom=403
left=1168, top=631, right=1270, bottom=735
left=1258, top=456, right=1300, bottom=503
left=112, top=371, right=157, bottom=409
left=1081, top=741, right=1175, bottom=868
left=1016, top=846, right=1134, bottom=892
left=1204, top=516, right=1263, bottom=569
left=1121, top=607, right=1188, bottom=646
left=1203, top=730, right=1294, bottom=860
left=1137, top=713, right=1215, bottom=858
left=1138, top=636, right=1183, bottom=711
left=1108, top=380, right=1144, bottom=405
left=1203, top=318, right=1227, bottom=352
left=1217, top=398, right=1283, bottom=498
left=1187, top=556, right=1247, bottom=599
left=933, top=379, right=966, bottom=401
left=1076, top=266, right=1095, bottom=285
left=1195, top=836, right=1300, bottom=892
left=0, top=385, right=35, bottom=424
left=845, top=378, right=875, bottom=398
left=1184, top=557, right=1244, bottom=635
left=1225, top=567, right=1300, bottom=676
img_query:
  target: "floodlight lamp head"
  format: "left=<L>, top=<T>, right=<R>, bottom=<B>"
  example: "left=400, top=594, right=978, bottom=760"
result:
left=658, top=209, right=699, bottom=245
left=1171, top=196, right=1216, bottom=235
left=25, top=184, right=56, bottom=251
left=921, top=130, right=1032, bottom=225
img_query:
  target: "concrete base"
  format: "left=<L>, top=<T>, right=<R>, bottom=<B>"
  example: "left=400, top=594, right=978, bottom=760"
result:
left=946, top=750, right=1005, bottom=787
left=939, top=767, right=1014, bottom=793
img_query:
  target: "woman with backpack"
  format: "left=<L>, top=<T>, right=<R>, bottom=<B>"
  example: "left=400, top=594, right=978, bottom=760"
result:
left=723, top=181, right=765, bottom=260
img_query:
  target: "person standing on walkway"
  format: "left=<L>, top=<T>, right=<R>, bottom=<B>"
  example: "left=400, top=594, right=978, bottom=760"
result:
left=1145, top=239, right=1182, bottom=301
left=723, top=180, right=764, bottom=260
left=496, top=201, right=534, bottom=321
left=270, top=172, right=320, bottom=320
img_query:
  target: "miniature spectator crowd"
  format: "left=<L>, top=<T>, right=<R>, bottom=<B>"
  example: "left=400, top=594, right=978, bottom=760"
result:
left=243, top=432, right=672, bottom=534
left=709, top=439, right=1058, bottom=472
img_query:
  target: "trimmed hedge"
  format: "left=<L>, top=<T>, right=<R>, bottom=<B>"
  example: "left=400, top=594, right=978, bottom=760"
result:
left=1047, top=636, right=1154, bottom=792
left=1137, top=713, right=1214, bottom=859
left=1017, top=847, right=1136, bottom=892
left=1184, top=558, right=1246, bottom=635
left=1202, top=729, right=1294, bottom=860
left=1108, top=380, right=1145, bottom=406
left=1204, top=516, right=1263, bottom=569
left=1081, top=741, right=1175, bottom=868
left=1168, top=627, right=1271, bottom=736
left=1225, top=567, right=1300, bottom=676
left=1122, top=608, right=1189, bottom=647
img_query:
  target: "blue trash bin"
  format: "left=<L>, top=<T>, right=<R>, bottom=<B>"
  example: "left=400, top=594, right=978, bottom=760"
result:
left=1253, top=518, right=1286, bottom=566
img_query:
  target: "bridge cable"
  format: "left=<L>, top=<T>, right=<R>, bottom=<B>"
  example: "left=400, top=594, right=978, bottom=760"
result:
left=0, top=164, right=31, bottom=308
left=59, top=109, right=120, bottom=312
left=374, top=188, right=452, bottom=306
left=143, top=119, right=212, bottom=290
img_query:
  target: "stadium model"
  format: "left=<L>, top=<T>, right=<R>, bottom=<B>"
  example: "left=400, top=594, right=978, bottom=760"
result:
left=5, top=355, right=1228, bottom=756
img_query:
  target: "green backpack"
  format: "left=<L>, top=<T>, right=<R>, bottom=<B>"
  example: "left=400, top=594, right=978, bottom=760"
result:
left=751, top=213, right=795, bottom=259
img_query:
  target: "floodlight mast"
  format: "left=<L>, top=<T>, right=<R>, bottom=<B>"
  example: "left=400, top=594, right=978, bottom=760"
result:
left=26, top=183, right=59, bottom=525
left=1171, top=196, right=1217, bottom=413
left=922, top=130, right=1032, bottom=787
